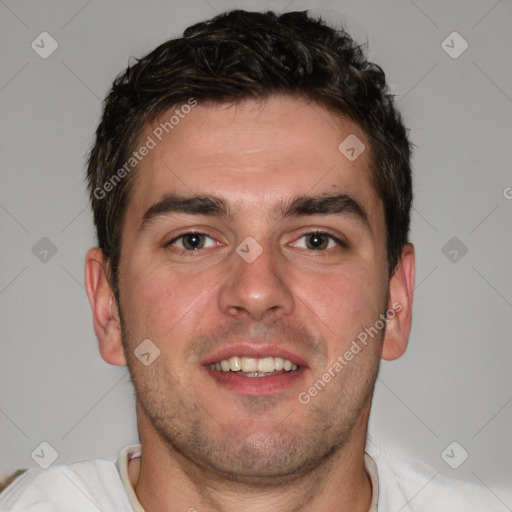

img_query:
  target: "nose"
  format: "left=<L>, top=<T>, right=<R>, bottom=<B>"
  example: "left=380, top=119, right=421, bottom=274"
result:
left=217, top=238, right=295, bottom=322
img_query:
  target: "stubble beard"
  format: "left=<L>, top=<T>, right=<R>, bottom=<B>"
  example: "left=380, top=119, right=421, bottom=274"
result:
left=121, top=325, right=382, bottom=487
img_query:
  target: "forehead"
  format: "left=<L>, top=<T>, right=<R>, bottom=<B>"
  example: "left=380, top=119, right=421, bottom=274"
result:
left=125, top=95, right=384, bottom=234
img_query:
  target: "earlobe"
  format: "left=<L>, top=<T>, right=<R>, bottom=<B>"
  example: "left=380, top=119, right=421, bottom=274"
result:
left=381, top=243, right=415, bottom=361
left=84, top=247, right=126, bottom=366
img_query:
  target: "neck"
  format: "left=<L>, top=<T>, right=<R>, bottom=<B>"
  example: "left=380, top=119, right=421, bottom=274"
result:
left=130, top=406, right=373, bottom=512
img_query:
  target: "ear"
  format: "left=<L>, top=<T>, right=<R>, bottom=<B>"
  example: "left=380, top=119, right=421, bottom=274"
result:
left=84, top=247, right=126, bottom=366
left=381, top=243, right=415, bottom=361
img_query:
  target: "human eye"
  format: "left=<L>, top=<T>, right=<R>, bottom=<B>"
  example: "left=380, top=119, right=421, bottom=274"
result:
left=290, top=230, right=348, bottom=254
left=165, top=230, right=219, bottom=255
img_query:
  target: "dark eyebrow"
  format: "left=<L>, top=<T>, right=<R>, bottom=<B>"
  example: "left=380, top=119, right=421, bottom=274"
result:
left=279, top=193, right=371, bottom=233
left=138, top=192, right=372, bottom=234
left=139, top=194, right=230, bottom=233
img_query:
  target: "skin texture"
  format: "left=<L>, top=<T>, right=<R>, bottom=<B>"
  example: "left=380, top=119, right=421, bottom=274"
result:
left=85, top=94, right=415, bottom=512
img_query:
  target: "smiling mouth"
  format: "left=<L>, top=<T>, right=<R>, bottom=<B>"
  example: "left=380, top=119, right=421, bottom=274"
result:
left=209, top=355, right=301, bottom=378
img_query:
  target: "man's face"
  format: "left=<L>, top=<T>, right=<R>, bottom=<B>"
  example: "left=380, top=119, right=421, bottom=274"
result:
left=116, top=95, right=390, bottom=481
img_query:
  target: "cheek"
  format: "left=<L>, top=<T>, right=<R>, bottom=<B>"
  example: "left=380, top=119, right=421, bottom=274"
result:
left=120, top=262, right=179, bottom=336
left=298, top=267, right=383, bottom=344
left=121, top=260, right=219, bottom=342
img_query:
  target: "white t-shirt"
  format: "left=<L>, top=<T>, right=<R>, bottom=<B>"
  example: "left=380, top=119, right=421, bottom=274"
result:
left=0, top=443, right=507, bottom=511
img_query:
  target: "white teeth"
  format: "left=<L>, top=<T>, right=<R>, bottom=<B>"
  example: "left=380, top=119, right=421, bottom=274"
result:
left=257, top=357, right=275, bottom=373
left=228, top=356, right=241, bottom=371
left=241, top=357, right=258, bottom=372
left=210, top=356, right=300, bottom=373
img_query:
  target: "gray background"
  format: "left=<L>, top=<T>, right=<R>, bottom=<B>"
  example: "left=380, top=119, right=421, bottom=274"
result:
left=1, top=0, right=511, bottom=504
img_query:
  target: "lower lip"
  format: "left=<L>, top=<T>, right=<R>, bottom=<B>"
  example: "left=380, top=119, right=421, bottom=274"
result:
left=204, top=367, right=306, bottom=395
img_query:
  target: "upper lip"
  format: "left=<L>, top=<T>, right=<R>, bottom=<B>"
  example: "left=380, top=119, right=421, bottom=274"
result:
left=201, top=344, right=309, bottom=368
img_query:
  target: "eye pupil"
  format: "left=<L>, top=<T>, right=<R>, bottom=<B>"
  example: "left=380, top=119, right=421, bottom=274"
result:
left=306, top=233, right=328, bottom=250
left=183, top=233, right=204, bottom=250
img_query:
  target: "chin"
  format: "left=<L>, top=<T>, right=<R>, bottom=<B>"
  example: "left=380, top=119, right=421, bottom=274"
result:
left=179, top=426, right=343, bottom=486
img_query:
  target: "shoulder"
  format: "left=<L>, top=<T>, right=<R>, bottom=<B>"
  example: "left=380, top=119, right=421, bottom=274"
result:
left=0, top=457, right=132, bottom=511
left=368, top=443, right=509, bottom=512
